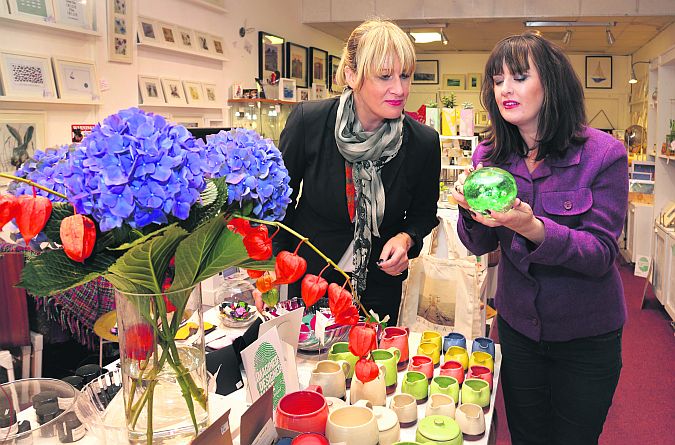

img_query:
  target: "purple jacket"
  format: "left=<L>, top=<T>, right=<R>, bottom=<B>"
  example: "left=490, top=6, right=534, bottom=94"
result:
left=457, top=127, right=628, bottom=341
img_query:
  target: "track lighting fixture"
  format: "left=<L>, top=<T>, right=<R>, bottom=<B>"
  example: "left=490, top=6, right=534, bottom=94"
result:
left=606, top=28, right=615, bottom=46
left=562, top=30, right=572, bottom=45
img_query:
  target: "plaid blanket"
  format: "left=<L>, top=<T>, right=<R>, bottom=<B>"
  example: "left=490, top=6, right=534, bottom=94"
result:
left=0, top=243, right=114, bottom=349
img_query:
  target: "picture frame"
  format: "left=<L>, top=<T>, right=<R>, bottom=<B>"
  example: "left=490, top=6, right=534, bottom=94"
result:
left=7, top=0, right=54, bottom=21
left=329, top=55, right=341, bottom=93
left=259, top=31, right=285, bottom=83
left=176, top=27, right=194, bottom=50
left=183, top=80, right=205, bottom=105
left=53, top=0, right=92, bottom=30
left=467, top=73, right=482, bottom=91
left=297, top=87, right=310, bottom=102
left=160, top=78, right=186, bottom=105
left=210, top=35, right=226, bottom=57
left=278, top=78, right=296, bottom=102
left=195, top=32, right=211, bottom=53
left=311, top=82, right=326, bottom=100
left=137, top=17, right=159, bottom=44
left=158, top=22, right=178, bottom=46
left=474, top=110, right=490, bottom=127
left=413, top=60, right=439, bottom=85
left=285, top=42, right=308, bottom=88
left=203, top=83, right=218, bottom=103
left=585, top=55, right=612, bottom=89
left=309, top=47, right=328, bottom=87
left=138, top=75, right=165, bottom=105
left=108, top=0, right=132, bottom=64
left=442, top=74, right=465, bottom=90
left=51, top=57, right=100, bottom=100
left=0, top=111, right=45, bottom=178
left=231, top=83, right=243, bottom=99
left=0, top=51, right=57, bottom=99
left=171, top=115, right=202, bottom=128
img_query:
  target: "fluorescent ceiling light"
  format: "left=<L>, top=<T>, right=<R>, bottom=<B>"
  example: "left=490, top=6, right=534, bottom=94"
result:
left=265, top=35, right=284, bottom=45
left=524, top=21, right=616, bottom=27
left=409, top=32, right=443, bottom=43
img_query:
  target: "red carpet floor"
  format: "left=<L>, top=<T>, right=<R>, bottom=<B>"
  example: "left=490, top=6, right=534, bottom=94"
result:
left=492, top=262, right=675, bottom=444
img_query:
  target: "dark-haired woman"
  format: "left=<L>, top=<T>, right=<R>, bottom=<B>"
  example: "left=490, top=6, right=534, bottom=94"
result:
left=452, top=32, right=627, bottom=445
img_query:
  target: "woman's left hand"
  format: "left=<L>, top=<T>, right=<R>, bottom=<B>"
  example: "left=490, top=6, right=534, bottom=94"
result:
left=471, top=198, right=545, bottom=244
left=378, top=232, right=412, bottom=276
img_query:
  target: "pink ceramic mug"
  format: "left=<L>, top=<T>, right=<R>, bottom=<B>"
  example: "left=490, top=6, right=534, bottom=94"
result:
left=440, top=360, right=465, bottom=385
left=379, top=326, right=410, bottom=370
left=276, top=385, right=329, bottom=434
left=408, top=355, right=434, bottom=381
left=468, top=365, right=493, bottom=390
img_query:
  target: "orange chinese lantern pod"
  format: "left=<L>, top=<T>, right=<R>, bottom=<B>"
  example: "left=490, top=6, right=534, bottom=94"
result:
left=60, top=214, right=97, bottom=262
left=15, top=195, right=52, bottom=245
left=0, top=194, right=18, bottom=229
left=256, top=274, right=274, bottom=293
left=274, top=250, right=307, bottom=284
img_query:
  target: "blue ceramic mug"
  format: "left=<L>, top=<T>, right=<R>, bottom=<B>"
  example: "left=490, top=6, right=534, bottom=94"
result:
left=471, top=337, right=495, bottom=359
left=443, top=332, right=466, bottom=354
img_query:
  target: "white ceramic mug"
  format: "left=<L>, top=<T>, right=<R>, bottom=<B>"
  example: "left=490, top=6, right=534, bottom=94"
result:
left=326, top=399, right=379, bottom=445
left=349, top=364, right=387, bottom=406
left=455, top=403, right=486, bottom=436
left=425, top=393, right=456, bottom=418
left=389, top=393, right=418, bottom=427
left=309, top=360, right=350, bottom=399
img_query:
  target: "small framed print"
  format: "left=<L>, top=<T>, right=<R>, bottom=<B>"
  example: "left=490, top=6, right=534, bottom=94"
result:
left=53, top=0, right=92, bottom=30
left=585, top=55, right=612, bottom=89
left=0, top=51, right=57, bottom=99
left=231, top=83, right=243, bottom=99
left=172, top=115, right=201, bottom=128
left=442, top=74, right=465, bottom=90
left=183, top=80, right=205, bottom=105
left=176, top=27, right=194, bottom=50
left=0, top=112, right=45, bottom=179
left=285, top=42, right=308, bottom=88
left=297, top=87, right=310, bottom=102
left=309, top=47, right=327, bottom=87
left=51, top=57, right=100, bottom=100
left=203, top=83, right=218, bottom=103
left=138, top=75, right=165, bottom=105
left=311, top=82, right=326, bottom=100
left=259, top=31, right=285, bottom=83
left=195, top=32, right=211, bottom=53
left=8, top=0, right=54, bottom=21
left=113, top=0, right=126, bottom=14
left=278, top=78, right=296, bottom=102
left=138, top=17, right=159, bottom=44
left=210, top=35, right=226, bottom=57
left=108, top=0, right=132, bottom=64
left=328, top=55, right=341, bottom=93
left=413, top=60, right=439, bottom=85
left=158, top=23, right=178, bottom=46
left=467, top=73, right=482, bottom=91
left=160, top=78, right=186, bottom=105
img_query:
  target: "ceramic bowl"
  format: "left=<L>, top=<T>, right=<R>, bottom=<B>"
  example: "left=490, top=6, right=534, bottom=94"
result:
left=277, top=298, right=353, bottom=352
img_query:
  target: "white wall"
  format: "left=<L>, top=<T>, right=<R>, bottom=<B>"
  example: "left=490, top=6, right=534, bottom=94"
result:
left=0, top=0, right=345, bottom=148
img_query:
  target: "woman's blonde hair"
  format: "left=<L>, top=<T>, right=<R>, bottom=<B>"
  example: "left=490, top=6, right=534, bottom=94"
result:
left=335, top=19, right=416, bottom=91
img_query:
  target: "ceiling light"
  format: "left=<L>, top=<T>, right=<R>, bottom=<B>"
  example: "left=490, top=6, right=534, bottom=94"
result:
left=562, top=30, right=572, bottom=45
left=409, top=31, right=442, bottom=43
left=524, top=21, right=616, bottom=28
left=441, top=28, right=448, bottom=45
left=606, top=28, right=615, bottom=46
left=629, top=61, right=650, bottom=84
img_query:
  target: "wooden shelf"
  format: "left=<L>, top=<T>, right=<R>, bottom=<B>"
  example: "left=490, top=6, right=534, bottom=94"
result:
left=0, top=96, right=101, bottom=105
left=137, top=42, right=229, bottom=62
left=183, top=0, right=228, bottom=13
left=0, top=13, right=100, bottom=37
left=139, top=103, right=224, bottom=110
left=228, top=98, right=298, bottom=106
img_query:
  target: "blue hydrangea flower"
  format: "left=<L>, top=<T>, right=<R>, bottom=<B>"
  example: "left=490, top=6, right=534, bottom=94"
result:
left=203, top=128, right=292, bottom=221
left=9, top=145, right=71, bottom=202
left=63, top=108, right=208, bottom=232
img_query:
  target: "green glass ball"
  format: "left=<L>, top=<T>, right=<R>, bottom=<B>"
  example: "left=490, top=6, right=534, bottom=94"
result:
left=464, top=167, right=518, bottom=215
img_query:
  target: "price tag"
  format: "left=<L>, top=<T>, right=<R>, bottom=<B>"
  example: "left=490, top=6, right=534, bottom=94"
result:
left=314, top=311, right=332, bottom=345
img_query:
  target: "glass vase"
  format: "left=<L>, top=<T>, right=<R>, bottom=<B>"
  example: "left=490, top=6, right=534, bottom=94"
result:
left=114, top=285, right=209, bottom=444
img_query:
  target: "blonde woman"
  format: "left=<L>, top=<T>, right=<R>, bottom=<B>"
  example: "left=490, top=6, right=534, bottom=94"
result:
left=274, top=19, right=440, bottom=324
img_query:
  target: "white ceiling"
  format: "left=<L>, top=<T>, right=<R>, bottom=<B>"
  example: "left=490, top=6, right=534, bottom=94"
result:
left=306, top=16, right=675, bottom=55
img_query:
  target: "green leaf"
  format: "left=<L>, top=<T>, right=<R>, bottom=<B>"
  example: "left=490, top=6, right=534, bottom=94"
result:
left=18, top=248, right=120, bottom=296
left=103, top=273, right=152, bottom=295
left=237, top=258, right=276, bottom=271
left=108, top=225, right=187, bottom=294
left=109, top=225, right=174, bottom=251
left=96, top=225, right=134, bottom=252
left=262, top=288, right=279, bottom=307
left=193, top=224, right=252, bottom=283
left=42, top=203, right=73, bottom=244
left=171, top=216, right=226, bottom=291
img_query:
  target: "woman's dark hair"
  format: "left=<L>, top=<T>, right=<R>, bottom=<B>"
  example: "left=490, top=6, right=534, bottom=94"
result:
left=480, top=31, right=588, bottom=163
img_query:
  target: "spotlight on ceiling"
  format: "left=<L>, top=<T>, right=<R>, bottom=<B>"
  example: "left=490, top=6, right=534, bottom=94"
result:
left=606, top=28, right=615, bottom=46
left=562, top=30, right=572, bottom=45
left=629, top=61, right=650, bottom=84
left=441, top=28, right=448, bottom=45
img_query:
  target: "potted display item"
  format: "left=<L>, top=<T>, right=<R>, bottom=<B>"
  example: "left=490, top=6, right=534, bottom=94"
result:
left=425, top=101, right=440, bottom=132
left=459, top=102, right=475, bottom=137
left=440, top=94, right=457, bottom=136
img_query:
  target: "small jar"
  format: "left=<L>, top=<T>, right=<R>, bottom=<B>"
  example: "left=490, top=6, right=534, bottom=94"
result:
left=16, top=420, right=33, bottom=445
left=35, top=402, right=62, bottom=438
left=75, top=364, right=102, bottom=385
left=0, top=407, right=18, bottom=441
left=31, top=391, right=58, bottom=409
left=61, top=376, right=84, bottom=391
left=57, top=412, right=85, bottom=443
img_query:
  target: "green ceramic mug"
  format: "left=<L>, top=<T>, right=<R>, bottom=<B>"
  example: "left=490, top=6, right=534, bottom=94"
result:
left=372, top=347, right=401, bottom=395
left=429, top=376, right=459, bottom=405
left=461, top=378, right=491, bottom=408
left=328, top=342, right=358, bottom=380
left=401, top=371, right=429, bottom=404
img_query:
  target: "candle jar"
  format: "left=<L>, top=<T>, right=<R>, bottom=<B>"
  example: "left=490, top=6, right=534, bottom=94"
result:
left=35, top=402, right=62, bottom=438
left=57, top=412, right=85, bottom=443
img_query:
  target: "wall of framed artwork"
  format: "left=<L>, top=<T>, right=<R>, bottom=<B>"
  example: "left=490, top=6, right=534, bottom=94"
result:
left=286, top=42, right=308, bottom=88
left=309, top=47, right=327, bottom=87
left=0, top=51, right=57, bottom=99
left=442, top=74, right=465, bottom=90
left=259, top=31, right=285, bottom=84
left=0, top=111, right=45, bottom=176
left=51, top=57, right=101, bottom=100
left=413, top=60, right=439, bottom=85
left=585, top=55, right=613, bottom=89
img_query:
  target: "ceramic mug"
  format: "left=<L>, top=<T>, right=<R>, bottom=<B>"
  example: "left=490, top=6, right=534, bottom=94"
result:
left=291, top=432, right=330, bottom=445
left=471, top=336, right=495, bottom=359
left=439, top=360, right=464, bottom=385
left=469, top=350, right=494, bottom=373
left=276, top=385, right=328, bottom=434
left=328, top=342, right=359, bottom=382
left=425, top=393, right=456, bottom=418
left=326, top=399, right=379, bottom=445
left=325, top=396, right=347, bottom=413
left=421, top=330, right=443, bottom=351
left=416, top=415, right=463, bottom=445
left=309, top=360, right=350, bottom=399
left=373, top=405, right=401, bottom=445
left=401, top=371, right=429, bottom=404
left=350, top=364, right=387, bottom=406
left=442, top=332, right=466, bottom=353
left=379, top=327, right=410, bottom=370
left=455, top=403, right=486, bottom=436
left=389, top=393, right=418, bottom=427
left=429, top=375, right=460, bottom=404
left=417, top=341, right=441, bottom=367
left=444, top=345, right=469, bottom=370
left=372, top=348, right=401, bottom=395
left=468, top=365, right=492, bottom=390
left=408, top=355, right=434, bottom=381
left=461, top=378, right=491, bottom=408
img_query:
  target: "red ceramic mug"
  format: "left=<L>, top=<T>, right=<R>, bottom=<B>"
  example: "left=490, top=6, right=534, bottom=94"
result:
left=440, top=360, right=465, bottom=385
left=408, top=355, right=434, bottom=381
left=276, top=385, right=329, bottom=434
left=292, top=432, right=330, bottom=445
left=379, top=326, right=410, bottom=370
left=468, top=365, right=492, bottom=390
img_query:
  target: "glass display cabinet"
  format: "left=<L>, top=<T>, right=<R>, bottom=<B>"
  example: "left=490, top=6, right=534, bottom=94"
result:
left=228, top=99, right=297, bottom=144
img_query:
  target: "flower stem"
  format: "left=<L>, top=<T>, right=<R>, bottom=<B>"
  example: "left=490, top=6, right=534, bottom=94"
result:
left=0, top=173, right=68, bottom=200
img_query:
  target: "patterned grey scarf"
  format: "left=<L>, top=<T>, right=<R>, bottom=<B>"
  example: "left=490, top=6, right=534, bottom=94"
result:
left=334, top=88, right=404, bottom=296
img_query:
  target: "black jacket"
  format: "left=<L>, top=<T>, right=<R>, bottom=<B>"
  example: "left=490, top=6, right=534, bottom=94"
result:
left=275, top=97, right=440, bottom=296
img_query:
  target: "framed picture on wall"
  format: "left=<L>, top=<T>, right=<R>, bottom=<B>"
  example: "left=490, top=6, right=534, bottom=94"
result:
left=329, top=55, right=341, bottom=93
left=311, top=82, right=326, bottom=100
left=309, top=47, right=328, bottom=87
left=259, top=31, right=285, bottom=83
left=442, top=74, right=465, bottom=90
left=53, top=0, right=92, bottom=30
left=585, top=55, right=612, bottom=89
left=0, top=111, right=45, bottom=177
left=51, top=57, right=100, bottom=100
left=183, top=80, right=205, bottom=105
left=297, top=87, right=310, bottom=102
left=108, top=0, right=132, bottom=64
left=7, top=0, right=54, bottom=21
left=160, top=78, right=186, bottom=105
left=210, top=35, right=226, bottom=57
left=0, top=51, right=57, bottom=99
left=195, top=32, right=211, bottom=53
left=466, top=73, right=482, bottom=91
left=171, top=115, right=202, bottom=128
left=158, top=23, right=178, bottom=46
left=137, top=17, right=159, bottom=44
left=176, top=27, right=194, bottom=50
left=285, top=42, right=308, bottom=88
left=413, top=60, right=439, bottom=84
left=203, top=83, right=218, bottom=103
left=138, top=75, right=165, bottom=105
left=278, top=78, right=296, bottom=102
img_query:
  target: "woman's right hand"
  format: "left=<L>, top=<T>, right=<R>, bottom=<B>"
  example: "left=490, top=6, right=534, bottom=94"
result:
left=451, top=163, right=481, bottom=211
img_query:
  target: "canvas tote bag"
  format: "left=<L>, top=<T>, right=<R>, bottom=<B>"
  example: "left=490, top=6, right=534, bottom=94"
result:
left=399, top=217, right=484, bottom=340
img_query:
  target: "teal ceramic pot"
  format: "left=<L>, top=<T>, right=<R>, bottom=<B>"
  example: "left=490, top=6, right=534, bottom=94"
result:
left=415, top=415, right=463, bottom=445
